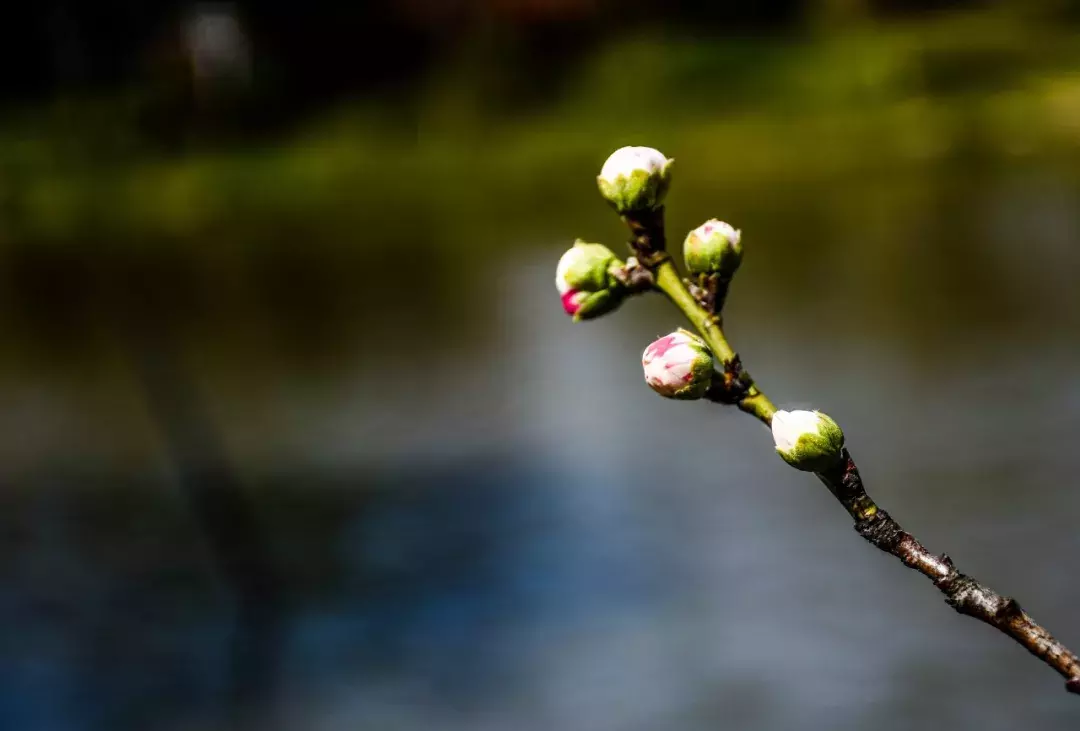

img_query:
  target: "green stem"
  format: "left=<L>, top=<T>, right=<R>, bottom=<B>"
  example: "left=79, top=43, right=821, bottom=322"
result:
left=654, top=262, right=732, bottom=360
left=653, top=260, right=777, bottom=424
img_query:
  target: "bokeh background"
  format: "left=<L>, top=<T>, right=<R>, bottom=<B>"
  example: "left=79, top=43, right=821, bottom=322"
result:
left=3, top=1, right=1080, bottom=729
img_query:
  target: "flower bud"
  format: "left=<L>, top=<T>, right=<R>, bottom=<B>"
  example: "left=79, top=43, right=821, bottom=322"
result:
left=561, top=288, right=623, bottom=321
left=771, top=410, right=845, bottom=472
left=641, top=329, right=714, bottom=400
left=597, top=146, right=674, bottom=215
left=683, top=219, right=742, bottom=277
left=555, top=240, right=626, bottom=321
left=555, top=240, right=619, bottom=295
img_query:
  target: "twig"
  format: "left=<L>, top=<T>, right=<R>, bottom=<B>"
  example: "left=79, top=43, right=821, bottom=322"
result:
left=627, top=205, right=1080, bottom=694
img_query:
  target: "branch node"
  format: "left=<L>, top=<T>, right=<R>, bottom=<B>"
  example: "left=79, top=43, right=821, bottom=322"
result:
left=941, top=574, right=971, bottom=604
left=623, top=207, right=668, bottom=265
left=612, top=259, right=656, bottom=293
left=686, top=273, right=731, bottom=315
left=930, top=555, right=960, bottom=592
left=705, top=355, right=752, bottom=404
left=998, top=596, right=1024, bottom=621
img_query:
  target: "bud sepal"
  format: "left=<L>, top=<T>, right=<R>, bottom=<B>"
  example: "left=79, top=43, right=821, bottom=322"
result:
left=561, top=288, right=623, bottom=321
left=642, top=329, right=715, bottom=400
left=771, top=409, right=845, bottom=472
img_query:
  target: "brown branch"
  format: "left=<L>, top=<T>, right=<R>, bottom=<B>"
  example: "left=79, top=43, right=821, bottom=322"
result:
left=703, top=346, right=1080, bottom=692
left=819, top=451, right=1080, bottom=693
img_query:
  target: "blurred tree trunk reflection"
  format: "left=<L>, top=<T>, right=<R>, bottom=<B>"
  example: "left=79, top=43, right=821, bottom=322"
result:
left=115, top=270, right=285, bottom=723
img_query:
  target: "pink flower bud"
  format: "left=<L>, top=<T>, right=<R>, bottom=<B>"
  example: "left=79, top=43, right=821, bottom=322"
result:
left=561, top=289, right=586, bottom=316
left=555, top=241, right=625, bottom=321
left=641, top=329, right=715, bottom=400
left=561, top=287, right=621, bottom=321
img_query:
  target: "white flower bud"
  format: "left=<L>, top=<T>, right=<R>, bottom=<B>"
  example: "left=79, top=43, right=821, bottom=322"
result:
left=597, top=146, right=674, bottom=214
left=683, top=219, right=742, bottom=277
left=555, top=240, right=619, bottom=295
left=771, top=410, right=845, bottom=472
left=641, top=329, right=714, bottom=400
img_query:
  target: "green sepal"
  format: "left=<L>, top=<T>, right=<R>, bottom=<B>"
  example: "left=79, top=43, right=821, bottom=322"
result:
left=596, top=159, right=673, bottom=214
left=572, top=287, right=625, bottom=321
left=565, top=240, right=620, bottom=292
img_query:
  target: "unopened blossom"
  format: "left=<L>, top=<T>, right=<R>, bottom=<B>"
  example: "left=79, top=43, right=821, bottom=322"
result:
left=561, top=288, right=622, bottom=320
left=771, top=409, right=845, bottom=472
left=555, top=241, right=624, bottom=321
left=597, top=146, right=674, bottom=214
left=555, top=241, right=619, bottom=295
left=683, top=219, right=743, bottom=277
left=641, top=329, right=714, bottom=400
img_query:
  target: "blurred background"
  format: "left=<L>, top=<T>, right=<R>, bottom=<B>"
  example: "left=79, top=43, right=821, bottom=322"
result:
left=2, top=1, right=1080, bottom=729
